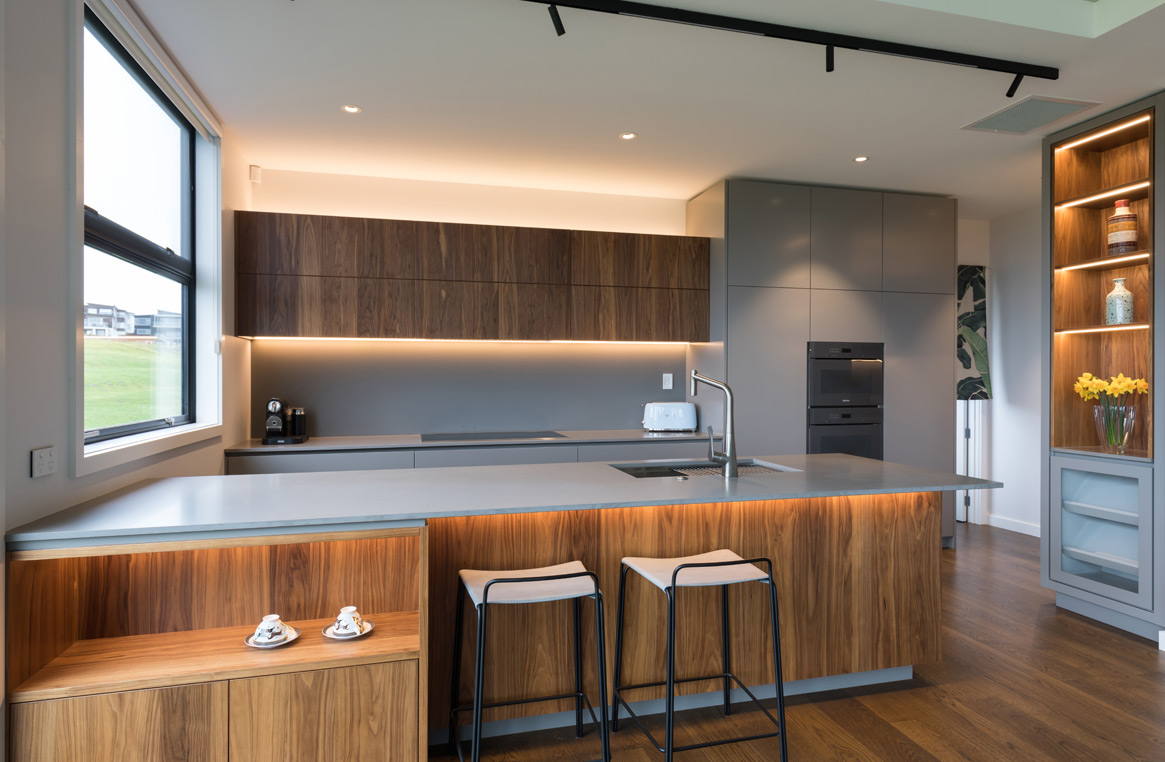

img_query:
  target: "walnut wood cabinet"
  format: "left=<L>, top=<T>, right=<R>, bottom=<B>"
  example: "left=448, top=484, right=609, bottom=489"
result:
left=236, top=212, right=709, bottom=342
left=7, top=529, right=428, bottom=761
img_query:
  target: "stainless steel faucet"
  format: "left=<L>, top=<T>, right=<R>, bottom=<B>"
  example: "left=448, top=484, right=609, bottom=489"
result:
left=690, top=370, right=738, bottom=478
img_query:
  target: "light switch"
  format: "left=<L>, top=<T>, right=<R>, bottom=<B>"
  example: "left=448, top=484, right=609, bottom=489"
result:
left=662, top=373, right=673, bottom=390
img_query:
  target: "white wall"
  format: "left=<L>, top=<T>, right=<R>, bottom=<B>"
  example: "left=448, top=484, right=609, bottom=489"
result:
left=985, top=207, right=1042, bottom=536
left=252, top=169, right=687, bottom=234
left=3, top=0, right=251, bottom=530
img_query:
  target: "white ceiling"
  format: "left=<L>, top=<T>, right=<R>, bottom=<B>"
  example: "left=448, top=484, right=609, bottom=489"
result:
left=131, top=0, right=1165, bottom=219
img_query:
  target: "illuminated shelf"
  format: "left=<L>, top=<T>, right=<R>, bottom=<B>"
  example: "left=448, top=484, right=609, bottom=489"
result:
left=1055, top=180, right=1151, bottom=210
left=1054, top=322, right=1151, bottom=335
left=1055, top=251, right=1151, bottom=272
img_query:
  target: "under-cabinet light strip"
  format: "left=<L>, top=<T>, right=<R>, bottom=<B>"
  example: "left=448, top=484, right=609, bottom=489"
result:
left=240, top=336, right=692, bottom=346
left=1055, top=182, right=1151, bottom=209
left=1057, top=253, right=1151, bottom=271
left=1055, top=115, right=1152, bottom=152
left=1055, top=324, right=1150, bottom=335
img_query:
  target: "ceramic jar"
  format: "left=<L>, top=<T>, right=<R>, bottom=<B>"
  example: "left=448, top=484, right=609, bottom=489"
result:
left=1107, top=199, right=1138, bottom=255
left=1106, top=278, right=1134, bottom=325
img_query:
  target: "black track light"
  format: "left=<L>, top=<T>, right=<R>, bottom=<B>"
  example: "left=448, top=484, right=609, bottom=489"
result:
left=549, top=4, right=566, bottom=36
left=826, top=44, right=835, bottom=73
left=1006, top=73, right=1024, bottom=98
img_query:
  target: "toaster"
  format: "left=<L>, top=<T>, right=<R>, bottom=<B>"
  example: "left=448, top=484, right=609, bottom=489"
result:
left=642, top=402, right=698, bottom=431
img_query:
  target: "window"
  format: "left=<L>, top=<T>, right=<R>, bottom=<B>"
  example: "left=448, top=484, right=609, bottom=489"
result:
left=82, top=9, right=195, bottom=443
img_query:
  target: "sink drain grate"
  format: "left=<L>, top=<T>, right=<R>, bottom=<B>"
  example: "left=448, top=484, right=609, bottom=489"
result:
left=676, top=465, right=784, bottom=477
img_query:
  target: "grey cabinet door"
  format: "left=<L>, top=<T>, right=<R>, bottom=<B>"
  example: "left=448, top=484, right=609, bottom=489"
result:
left=883, top=194, right=956, bottom=294
left=726, top=286, right=811, bottom=457
left=413, top=445, right=579, bottom=468
left=726, top=181, right=811, bottom=288
left=810, top=289, right=883, bottom=343
left=883, top=291, right=956, bottom=474
left=810, top=187, right=882, bottom=291
left=225, top=450, right=415, bottom=474
left=578, top=441, right=708, bottom=462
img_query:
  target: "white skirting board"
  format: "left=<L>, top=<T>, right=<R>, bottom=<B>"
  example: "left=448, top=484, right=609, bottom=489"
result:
left=433, top=665, right=913, bottom=745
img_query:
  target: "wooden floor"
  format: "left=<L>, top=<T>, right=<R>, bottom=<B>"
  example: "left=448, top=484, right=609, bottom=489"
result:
left=430, top=523, right=1165, bottom=761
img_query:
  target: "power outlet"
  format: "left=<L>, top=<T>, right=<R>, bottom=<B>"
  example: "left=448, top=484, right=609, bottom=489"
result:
left=31, top=446, right=57, bottom=478
left=662, top=373, right=673, bottom=390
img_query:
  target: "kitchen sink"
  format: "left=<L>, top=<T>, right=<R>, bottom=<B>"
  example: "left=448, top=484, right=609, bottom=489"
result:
left=611, top=459, right=796, bottom=478
left=420, top=430, right=567, bottom=442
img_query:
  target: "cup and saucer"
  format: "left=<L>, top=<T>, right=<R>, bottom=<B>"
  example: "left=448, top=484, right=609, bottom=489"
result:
left=245, top=614, right=301, bottom=648
left=323, top=606, right=374, bottom=640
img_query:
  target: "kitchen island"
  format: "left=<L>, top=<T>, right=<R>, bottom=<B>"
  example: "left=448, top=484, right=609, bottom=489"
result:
left=6, top=454, right=998, bottom=761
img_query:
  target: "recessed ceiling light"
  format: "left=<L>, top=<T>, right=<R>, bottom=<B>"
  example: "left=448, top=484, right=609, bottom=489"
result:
left=341, top=105, right=362, bottom=114
left=620, top=132, right=638, bottom=141
left=853, top=156, right=869, bottom=163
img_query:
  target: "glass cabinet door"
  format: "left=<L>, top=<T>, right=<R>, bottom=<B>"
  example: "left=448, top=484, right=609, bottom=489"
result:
left=1049, top=454, right=1153, bottom=610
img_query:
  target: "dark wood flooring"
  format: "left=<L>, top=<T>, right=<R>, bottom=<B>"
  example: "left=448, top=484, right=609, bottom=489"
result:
left=430, top=524, right=1165, bottom=761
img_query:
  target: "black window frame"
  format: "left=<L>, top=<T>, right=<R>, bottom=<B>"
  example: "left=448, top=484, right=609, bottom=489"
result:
left=82, top=8, right=197, bottom=444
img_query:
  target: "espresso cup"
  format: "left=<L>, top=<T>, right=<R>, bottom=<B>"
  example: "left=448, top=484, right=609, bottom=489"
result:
left=253, top=614, right=289, bottom=643
left=333, top=606, right=364, bottom=636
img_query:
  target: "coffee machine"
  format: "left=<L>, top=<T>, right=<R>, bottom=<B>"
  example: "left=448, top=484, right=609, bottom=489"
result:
left=262, top=398, right=309, bottom=445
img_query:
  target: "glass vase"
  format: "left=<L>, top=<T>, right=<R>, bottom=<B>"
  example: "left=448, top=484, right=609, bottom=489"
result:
left=1093, top=404, right=1136, bottom=454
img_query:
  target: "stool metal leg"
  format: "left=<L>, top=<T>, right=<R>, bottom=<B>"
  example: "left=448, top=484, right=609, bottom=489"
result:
left=573, top=596, right=584, bottom=738
left=768, top=576, right=789, bottom=762
left=612, top=563, right=631, bottom=732
left=471, top=603, right=488, bottom=762
left=721, top=584, right=732, bottom=717
left=594, top=592, right=612, bottom=762
left=664, top=586, right=677, bottom=762
left=449, top=582, right=467, bottom=756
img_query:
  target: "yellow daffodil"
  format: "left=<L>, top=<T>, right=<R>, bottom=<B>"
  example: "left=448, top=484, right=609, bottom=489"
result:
left=1075, top=371, right=1149, bottom=401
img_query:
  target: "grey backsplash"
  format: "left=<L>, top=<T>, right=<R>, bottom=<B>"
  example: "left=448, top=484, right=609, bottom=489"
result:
left=250, top=340, right=689, bottom=438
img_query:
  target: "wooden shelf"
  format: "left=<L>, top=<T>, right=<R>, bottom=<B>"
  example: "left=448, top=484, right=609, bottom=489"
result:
left=1055, top=251, right=1152, bottom=272
left=1062, top=546, right=1138, bottom=576
left=1056, top=180, right=1151, bottom=210
left=1062, top=500, right=1139, bottom=525
left=1053, top=445, right=1152, bottom=461
left=1056, top=115, right=1151, bottom=154
left=9, top=611, right=420, bottom=704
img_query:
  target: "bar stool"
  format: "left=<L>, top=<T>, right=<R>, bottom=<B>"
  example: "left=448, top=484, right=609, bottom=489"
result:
left=449, top=561, right=611, bottom=762
left=612, top=549, right=788, bottom=762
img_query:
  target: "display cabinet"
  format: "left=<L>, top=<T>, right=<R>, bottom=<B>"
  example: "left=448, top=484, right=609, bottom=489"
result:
left=1043, top=96, right=1165, bottom=644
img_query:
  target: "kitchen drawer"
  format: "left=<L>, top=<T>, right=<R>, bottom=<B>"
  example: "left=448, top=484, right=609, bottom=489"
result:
left=414, top=445, right=578, bottom=468
left=577, top=441, right=708, bottom=462
left=225, top=450, right=415, bottom=474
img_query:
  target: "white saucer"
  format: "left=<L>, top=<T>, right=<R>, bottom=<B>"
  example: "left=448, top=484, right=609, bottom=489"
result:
left=245, top=625, right=301, bottom=649
left=323, top=620, right=375, bottom=640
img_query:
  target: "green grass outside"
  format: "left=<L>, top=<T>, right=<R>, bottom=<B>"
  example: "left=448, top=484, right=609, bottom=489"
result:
left=84, top=338, right=182, bottom=431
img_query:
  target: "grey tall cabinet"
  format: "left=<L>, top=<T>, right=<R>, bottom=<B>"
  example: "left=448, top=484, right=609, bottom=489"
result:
left=687, top=179, right=958, bottom=542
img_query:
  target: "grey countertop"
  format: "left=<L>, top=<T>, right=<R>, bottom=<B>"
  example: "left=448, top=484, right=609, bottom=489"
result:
left=7, top=454, right=1001, bottom=550
left=224, top=429, right=712, bottom=454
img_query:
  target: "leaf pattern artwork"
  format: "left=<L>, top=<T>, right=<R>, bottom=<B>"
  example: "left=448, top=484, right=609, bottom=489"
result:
left=956, top=265, right=991, bottom=399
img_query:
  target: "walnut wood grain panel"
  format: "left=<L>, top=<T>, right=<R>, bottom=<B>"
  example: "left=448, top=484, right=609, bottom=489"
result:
left=8, top=536, right=421, bottom=693
left=496, top=225, right=570, bottom=284
left=10, top=682, right=227, bottom=762
left=1053, top=207, right=1104, bottom=267
left=418, top=281, right=500, bottom=339
left=229, top=661, right=419, bottom=762
left=1053, top=144, right=1100, bottom=204
left=1051, top=330, right=1153, bottom=456
left=427, top=494, right=942, bottom=727
left=235, top=211, right=417, bottom=279
left=570, top=231, right=709, bottom=289
left=571, top=286, right=709, bottom=341
left=1099, top=136, right=1151, bottom=190
left=428, top=510, right=601, bottom=726
left=499, top=283, right=570, bottom=340
left=12, top=611, right=419, bottom=703
left=238, top=274, right=416, bottom=337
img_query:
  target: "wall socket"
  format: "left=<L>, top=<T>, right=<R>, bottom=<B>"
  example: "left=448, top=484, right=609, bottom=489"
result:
left=31, top=446, right=57, bottom=478
left=662, top=373, right=673, bottom=390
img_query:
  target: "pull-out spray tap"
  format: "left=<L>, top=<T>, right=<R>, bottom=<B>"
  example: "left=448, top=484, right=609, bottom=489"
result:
left=690, top=370, right=738, bottom=478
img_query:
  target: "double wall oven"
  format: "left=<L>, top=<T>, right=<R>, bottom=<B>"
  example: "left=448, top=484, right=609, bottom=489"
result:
left=806, top=342, right=884, bottom=460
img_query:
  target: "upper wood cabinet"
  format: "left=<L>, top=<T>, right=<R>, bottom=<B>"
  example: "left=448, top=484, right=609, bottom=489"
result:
left=236, top=212, right=709, bottom=342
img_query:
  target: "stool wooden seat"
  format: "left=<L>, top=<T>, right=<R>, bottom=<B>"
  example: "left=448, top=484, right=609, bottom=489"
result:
left=450, top=561, right=611, bottom=762
left=613, top=549, right=788, bottom=762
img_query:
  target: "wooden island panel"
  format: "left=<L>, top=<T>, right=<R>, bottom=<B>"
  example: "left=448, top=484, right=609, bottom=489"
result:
left=427, top=492, right=942, bottom=727
left=10, top=682, right=228, bottom=762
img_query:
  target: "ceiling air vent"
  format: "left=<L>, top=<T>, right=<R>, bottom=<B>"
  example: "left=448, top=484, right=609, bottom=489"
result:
left=963, top=96, right=1099, bottom=135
